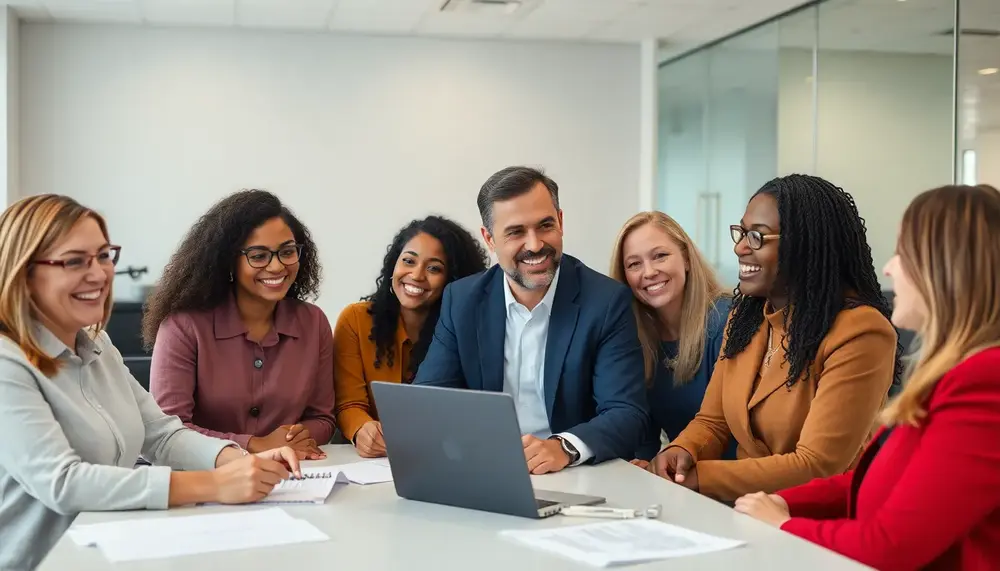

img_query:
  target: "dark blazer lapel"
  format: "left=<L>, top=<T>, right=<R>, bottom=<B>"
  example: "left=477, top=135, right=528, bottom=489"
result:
left=543, top=258, right=580, bottom=417
left=477, top=269, right=507, bottom=393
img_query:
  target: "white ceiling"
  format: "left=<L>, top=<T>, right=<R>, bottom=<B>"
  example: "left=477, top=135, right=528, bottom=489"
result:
left=3, top=0, right=810, bottom=52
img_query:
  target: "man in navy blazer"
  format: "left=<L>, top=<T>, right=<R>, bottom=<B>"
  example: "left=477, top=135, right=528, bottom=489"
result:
left=414, top=166, right=649, bottom=473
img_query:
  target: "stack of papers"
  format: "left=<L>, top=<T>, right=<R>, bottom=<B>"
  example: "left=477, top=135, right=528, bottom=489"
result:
left=67, top=508, right=327, bottom=563
left=500, top=519, right=745, bottom=567
left=329, top=458, right=393, bottom=485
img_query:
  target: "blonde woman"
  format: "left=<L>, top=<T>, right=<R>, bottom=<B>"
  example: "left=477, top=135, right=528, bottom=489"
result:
left=0, top=195, right=301, bottom=571
left=736, top=184, right=1000, bottom=571
left=610, top=211, right=732, bottom=462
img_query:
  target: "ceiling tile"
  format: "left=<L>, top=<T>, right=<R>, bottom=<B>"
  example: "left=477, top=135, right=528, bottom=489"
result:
left=504, top=16, right=598, bottom=40
left=237, top=0, right=334, bottom=29
left=588, top=3, right=709, bottom=42
left=329, top=0, right=430, bottom=33
left=528, top=0, right=631, bottom=23
left=416, top=11, right=512, bottom=37
left=505, top=0, right=635, bottom=40
left=43, top=1, right=141, bottom=23
left=141, top=0, right=235, bottom=26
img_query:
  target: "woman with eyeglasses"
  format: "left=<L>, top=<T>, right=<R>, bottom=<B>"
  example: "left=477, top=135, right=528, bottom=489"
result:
left=735, top=184, right=1000, bottom=571
left=0, top=195, right=301, bottom=571
left=647, top=174, right=901, bottom=503
left=145, top=189, right=333, bottom=460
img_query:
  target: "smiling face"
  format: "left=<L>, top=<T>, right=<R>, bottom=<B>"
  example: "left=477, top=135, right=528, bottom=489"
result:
left=734, top=192, right=781, bottom=299
left=234, top=216, right=301, bottom=304
left=883, top=251, right=926, bottom=331
left=28, top=216, right=115, bottom=345
left=481, top=182, right=564, bottom=292
left=391, top=232, right=449, bottom=311
left=622, top=222, right=688, bottom=316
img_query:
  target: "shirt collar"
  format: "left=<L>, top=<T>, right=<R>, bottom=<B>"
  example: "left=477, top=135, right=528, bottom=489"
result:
left=214, top=290, right=302, bottom=340
left=33, top=321, right=102, bottom=363
left=501, top=263, right=561, bottom=315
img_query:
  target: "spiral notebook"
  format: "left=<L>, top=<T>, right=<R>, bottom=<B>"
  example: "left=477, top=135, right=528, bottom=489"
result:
left=259, top=467, right=346, bottom=505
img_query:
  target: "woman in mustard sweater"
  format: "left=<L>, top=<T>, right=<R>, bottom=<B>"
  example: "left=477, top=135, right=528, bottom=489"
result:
left=649, top=174, right=902, bottom=502
left=333, top=216, right=488, bottom=457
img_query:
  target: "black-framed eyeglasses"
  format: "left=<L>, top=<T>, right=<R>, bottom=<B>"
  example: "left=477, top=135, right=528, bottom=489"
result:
left=240, top=244, right=303, bottom=269
left=32, top=245, right=122, bottom=272
left=730, top=225, right=779, bottom=251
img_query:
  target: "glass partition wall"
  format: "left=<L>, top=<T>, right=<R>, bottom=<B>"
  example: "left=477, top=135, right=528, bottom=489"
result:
left=657, top=0, right=996, bottom=290
left=957, top=0, right=1000, bottom=186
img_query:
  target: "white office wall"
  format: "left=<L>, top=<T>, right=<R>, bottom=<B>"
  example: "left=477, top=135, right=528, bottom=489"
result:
left=778, top=49, right=954, bottom=287
left=20, top=23, right=641, bottom=316
left=1, top=8, right=16, bottom=206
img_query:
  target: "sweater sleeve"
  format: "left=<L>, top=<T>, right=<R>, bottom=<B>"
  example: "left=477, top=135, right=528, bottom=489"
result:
left=696, top=309, right=896, bottom=502
left=332, top=305, right=375, bottom=442
left=779, top=356, right=1000, bottom=571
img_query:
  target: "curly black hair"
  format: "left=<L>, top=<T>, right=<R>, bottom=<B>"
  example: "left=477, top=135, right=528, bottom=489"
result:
left=366, top=215, right=489, bottom=376
left=141, top=189, right=321, bottom=349
left=722, top=174, right=904, bottom=388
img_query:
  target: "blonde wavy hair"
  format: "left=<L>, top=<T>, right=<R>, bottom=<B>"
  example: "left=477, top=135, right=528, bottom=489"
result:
left=610, top=211, right=726, bottom=386
left=882, top=184, right=1000, bottom=426
left=0, top=194, right=113, bottom=376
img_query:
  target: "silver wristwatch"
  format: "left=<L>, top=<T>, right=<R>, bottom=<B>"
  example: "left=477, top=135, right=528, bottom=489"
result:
left=549, top=435, right=580, bottom=464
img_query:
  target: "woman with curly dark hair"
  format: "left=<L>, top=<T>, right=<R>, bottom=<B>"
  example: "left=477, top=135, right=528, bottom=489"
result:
left=333, top=216, right=488, bottom=457
left=145, top=189, right=333, bottom=460
left=647, top=174, right=903, bottom=503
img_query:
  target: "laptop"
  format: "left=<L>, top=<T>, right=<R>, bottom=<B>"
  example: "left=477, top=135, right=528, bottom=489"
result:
left=371, top=381, right=605, bottom=519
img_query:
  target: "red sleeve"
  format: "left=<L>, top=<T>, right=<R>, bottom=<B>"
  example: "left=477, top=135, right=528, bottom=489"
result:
left=778, top=357, right=1000, bottom=571
left=149, top=316, right=252, bottom=449
left=777, top=471, right=853, bottom=520
left=299, top=311, right=336, bottom=445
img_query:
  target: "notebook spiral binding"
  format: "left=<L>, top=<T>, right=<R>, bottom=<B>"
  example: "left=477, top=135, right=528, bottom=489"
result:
left=291, top=471, right=333, bottom=480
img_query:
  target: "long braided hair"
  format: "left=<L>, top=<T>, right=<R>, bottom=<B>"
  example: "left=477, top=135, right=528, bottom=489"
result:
left=722, top=174, right=904, bottom=388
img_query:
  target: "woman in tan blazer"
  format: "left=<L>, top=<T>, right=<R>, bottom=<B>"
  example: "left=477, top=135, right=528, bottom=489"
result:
left=649, top=174, right=901, bottom=503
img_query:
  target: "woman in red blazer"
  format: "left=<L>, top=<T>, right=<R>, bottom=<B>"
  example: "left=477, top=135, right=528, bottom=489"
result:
left=734, top=183, right=1000, bottom=571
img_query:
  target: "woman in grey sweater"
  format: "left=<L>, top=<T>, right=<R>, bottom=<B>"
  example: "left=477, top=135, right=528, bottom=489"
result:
left=0, top=194, right=303, bottom=571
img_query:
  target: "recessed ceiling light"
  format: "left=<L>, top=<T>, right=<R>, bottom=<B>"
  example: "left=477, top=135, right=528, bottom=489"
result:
left=979, top=68, right=999, bottom=75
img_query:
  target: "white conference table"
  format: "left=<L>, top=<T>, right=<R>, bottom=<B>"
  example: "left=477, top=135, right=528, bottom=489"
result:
left=41, top=444, right=871, bottom=570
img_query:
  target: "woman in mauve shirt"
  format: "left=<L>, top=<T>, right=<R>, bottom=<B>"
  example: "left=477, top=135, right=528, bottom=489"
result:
left=145, top=189, right=334, bottom=459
